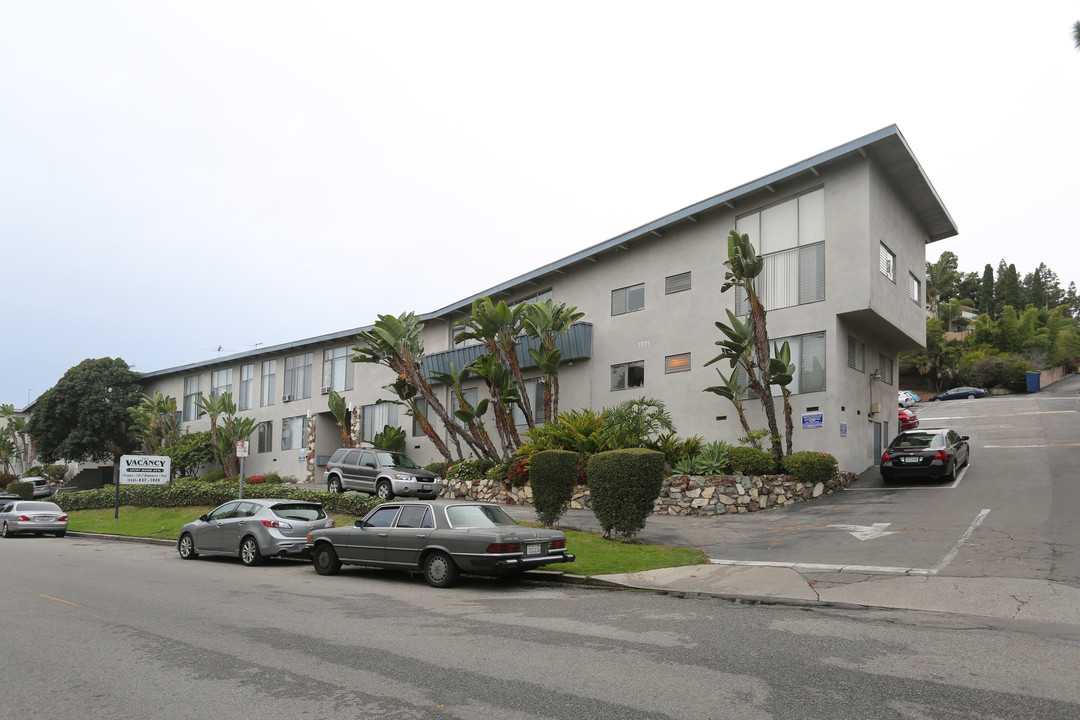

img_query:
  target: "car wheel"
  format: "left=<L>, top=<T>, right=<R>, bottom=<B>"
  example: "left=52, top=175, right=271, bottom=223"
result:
left=178, top=533, right=199, bottom=559
left=967, top=394, right=975, bottom=400
left=1, top=521, right=11, bottom=538
left=55, top=531, right=66, bottom=538
left=240, top=536, right=264, bottom=566
left=423, top=551, right=460, bottom=588
left=376, top=480, right=394, bottom=500
left=328, top=476, right=343, bottom=494
left=313, top=543, right=341, bottom=576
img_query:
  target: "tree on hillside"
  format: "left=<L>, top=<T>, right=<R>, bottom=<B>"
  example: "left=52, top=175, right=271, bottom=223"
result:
left=996, top=261, right=1022, bottom=312
left=979, top=264, right=996, bottom=318
left=955, top=271, right=981, bottom=310
left=1073, top=20, right=1080, bottom=50
left=28, top=358, right=142, bottom=466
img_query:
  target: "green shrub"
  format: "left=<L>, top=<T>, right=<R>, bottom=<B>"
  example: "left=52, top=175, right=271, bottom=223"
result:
left=728, top=446, right=775, bottom=475
left=445, top=459, right=495, bottom=482
left=425, top=462, right=450, bottom=478
left=42, top=465, right=68, bottom=482
left=162, top=430, right=215, bottom=478
left=780, top=451, right=838, bottom=485
left=7, top=481, right=33, bottom=500
left=262, top=473, right=284, bottom=485
left=530, top=450, right=581, bottom=528
left=507, top=454, right=531, bottom=486
left=23, top=466, right=44, bottom=478
left=588, top=448, right=665, bottom=542
left=485, top=461, right=510, bottom=481
left=0, top=474, right=15, bottom=489
left=691, top=441, right=732, bottom=475
left=199, top=469, right=228, bottom=483
left=48, top=480, right=383, bottom=516
left=373, top=424, right=406, bottom=452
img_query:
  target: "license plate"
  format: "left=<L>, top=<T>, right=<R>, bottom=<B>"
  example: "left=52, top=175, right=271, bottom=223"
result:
left=34, top=516, right=53, bottom=521
left=421, top=485, right=430, bottom=492
left=526, top=544, right=541, bottom=555
left=901, top=456, right=921, bottom=464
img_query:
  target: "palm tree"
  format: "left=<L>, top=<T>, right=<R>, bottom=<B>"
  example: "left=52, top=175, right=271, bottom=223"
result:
left=455, top=298, right=534, bottom=426
left=925, top=251, right=960, bottom=315
left=521, top=300, right=584, bottom=419
left=1073, top=20, right=1080, bottom=50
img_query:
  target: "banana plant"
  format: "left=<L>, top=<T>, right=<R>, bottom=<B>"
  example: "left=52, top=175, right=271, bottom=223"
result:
left=703, top=367, right=757, bottom=448
left=465, top=352, right=520, bottom=456
left=326, top=389, right=355, bottom=447
left=429, top=362, right=499, bottom=460
left=373, top=425, right=406, bottom=452
left=521, top=299, right=584, bottom=419
left=768, top=341, right=796, bottom=455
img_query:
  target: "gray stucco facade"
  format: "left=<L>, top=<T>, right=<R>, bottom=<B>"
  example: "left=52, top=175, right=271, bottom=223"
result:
left=139, top=125, right=956, bottom=480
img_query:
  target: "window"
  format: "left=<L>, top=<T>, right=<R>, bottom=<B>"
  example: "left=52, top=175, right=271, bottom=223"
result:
left=511, top=288, right=553, bottom=307
left=611, top=283, right=645, bottom=316
left=322, top=346, right=353, bottom=393
left=665, top=272, right=691, bottom=295
left=735, top=188, right=825, bottom=314
left=210, top=368, right=232, bottom=399
left=908, top=272, right=921, bottom=304
left=448, top=389, right=478, bottom=429
left=847, top=337, right=865, bottom=372
left=738, top=331, right=826, bottom=395
left=610, top=361, right=645, bottom=391
left=878, top=354, right=894, bottom=385
left=879, top=242, right=895, bottom=281
left=261, top=360, right=276, bottom=407
left=411, top=398, right=429, bottom=436
left=183, top=375, right=202, bottom=421
left=281, top=416, right=306, bottom=451
left=283, top=353, right=312, bottom=401
left=363, top=401, right=398, bottom=441
left=665, top=353, right=691, bottom=374
left=257, top=420, right=273, bottom=453
left=513, top=379, right=547, bottom=425
left=238, top=364, right=254, bottom=410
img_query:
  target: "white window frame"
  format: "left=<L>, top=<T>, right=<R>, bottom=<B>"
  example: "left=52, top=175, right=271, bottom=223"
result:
left=183, top=375, right=202, bottom=422
left=611, top=283, right=645, bottom=316
left=610, top=361, right=645, bottom=391
left=256, top=420, right=273, bottom=453
left=363, top=401, right=399, bottom=441
left=665, top=272, right=691, bottom=295
left=260, top=360, right=276, bottom=407
left=210, top=368, right=232, bottom=399
left=878, top=354, right=894, bottom=385
left=908, top=272, right=921, bottom=304
left=847, top=336, right=865, bottom=373
left=739, top=331, right=826, bottom=396
left=238, top=364, right=254, bottom=410
left=281, top=416, right=305, bottom=451
left=322, top=346, right=353, bottom=393
left=283, top=353, right=312, bottom=401
left=665, top=353, right=691, bottom=374
left=513, top=378, right=547, bottom=425
left=879, top=242, right=896, bottom=281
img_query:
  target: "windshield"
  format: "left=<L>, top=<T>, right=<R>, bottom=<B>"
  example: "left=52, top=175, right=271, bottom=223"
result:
left=17, top=502, right=62, bottom=512
left=445, top=505, right=520, bottom=529
left=891, top=433, right=944, bottom=450
left=377, top=452, right=419, bottom=469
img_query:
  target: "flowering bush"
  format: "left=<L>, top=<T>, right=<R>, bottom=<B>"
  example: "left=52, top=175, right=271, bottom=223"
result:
left=248, top=475, right=266, bottom=485
left=576, top=454, right=589, bottom=484
left=507, top=455, right=531, bottom=486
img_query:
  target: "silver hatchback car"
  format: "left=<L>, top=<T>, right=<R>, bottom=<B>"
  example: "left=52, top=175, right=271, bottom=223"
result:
left=0, top=500, right=68, bottom=538
left=177, top=499, right=334, bottom=566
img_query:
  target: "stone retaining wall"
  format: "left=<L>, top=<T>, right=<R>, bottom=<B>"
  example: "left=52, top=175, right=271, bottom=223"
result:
left=442, top=470, right=858, bottom=517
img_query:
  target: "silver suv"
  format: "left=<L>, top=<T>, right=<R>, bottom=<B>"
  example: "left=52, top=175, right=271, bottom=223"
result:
left=324, top=448, right=443, bottom=500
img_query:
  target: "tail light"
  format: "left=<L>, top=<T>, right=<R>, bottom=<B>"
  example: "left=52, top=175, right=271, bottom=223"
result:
left=933, top=451, right=949, bottom=461
left=58, top=515, right=68, bottom=521
left=261, top=519, right=293, bottom=529
left=486, top=542, right=521, bottom=553
left=881, top=452, right=891, bottom=463
left=326, top=519, right=335, bottom=527
left=550, top=538, right=566, bottom=550
left=16, top=515, right=30, bottom=521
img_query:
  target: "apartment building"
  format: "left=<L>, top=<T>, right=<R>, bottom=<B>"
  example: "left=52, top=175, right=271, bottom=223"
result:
left=139, top=125, right=957, bottom=480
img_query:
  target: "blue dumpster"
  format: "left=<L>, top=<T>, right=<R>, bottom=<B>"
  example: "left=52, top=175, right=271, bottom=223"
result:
left=1025, top=371, right=1040, bottom=393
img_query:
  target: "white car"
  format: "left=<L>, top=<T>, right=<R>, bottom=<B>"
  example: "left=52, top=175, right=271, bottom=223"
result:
left=0, top=500, right=68, bottom=538
left=898, top=390, right=920, bottom=408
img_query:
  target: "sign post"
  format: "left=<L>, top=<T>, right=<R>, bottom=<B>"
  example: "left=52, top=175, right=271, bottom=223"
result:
left=236, top=441, right=249, bottom=499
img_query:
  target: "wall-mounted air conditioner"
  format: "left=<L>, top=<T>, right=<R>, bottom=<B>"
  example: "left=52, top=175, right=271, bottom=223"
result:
left=321, top=386, right=332, bottom=394
left=282, top=394, right=294, bottom=402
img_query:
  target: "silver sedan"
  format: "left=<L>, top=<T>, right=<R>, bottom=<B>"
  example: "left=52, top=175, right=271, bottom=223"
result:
left=0, top=500, right=68, bottom=538
left=177, top=499, right=335, bottom=566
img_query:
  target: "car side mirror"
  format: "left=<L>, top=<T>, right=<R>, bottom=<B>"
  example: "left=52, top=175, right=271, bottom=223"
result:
left=961, top=435, right=969, bottom=441
left=199, top=514, right=210, bottom=522
left=354, top=520, right=366, bottom=528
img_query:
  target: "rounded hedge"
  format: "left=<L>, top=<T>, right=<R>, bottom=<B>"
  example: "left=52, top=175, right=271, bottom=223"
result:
left=728, top=446, right=775, bottom=475
left=530, top=450, right=581, bottom=528
left=588, top=448, right=665, bottom=542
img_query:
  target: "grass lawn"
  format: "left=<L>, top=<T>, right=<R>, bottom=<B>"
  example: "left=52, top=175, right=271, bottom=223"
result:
left=66, top=506, right=709, bottom=576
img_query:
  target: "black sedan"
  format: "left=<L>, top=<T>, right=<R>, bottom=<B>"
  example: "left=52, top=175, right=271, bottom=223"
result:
left=305, top=499, right=575, bottom=587
left=930, top=386, right=988, bottom=401
left=880, top=428, right=970, bottom=483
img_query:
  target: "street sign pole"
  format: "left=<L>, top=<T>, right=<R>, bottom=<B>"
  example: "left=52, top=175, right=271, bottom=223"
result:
left=235, top=440, right=249, bottom=499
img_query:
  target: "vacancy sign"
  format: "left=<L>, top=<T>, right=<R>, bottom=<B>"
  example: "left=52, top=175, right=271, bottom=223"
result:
left=119, top=455, right=171, bottom=485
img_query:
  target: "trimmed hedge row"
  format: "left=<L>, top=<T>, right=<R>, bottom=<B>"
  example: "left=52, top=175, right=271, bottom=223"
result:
left=589, top=448, right=666, bottom=542
left=49, top=480, right=382, bottom=516
left=530, top=450, right=581, bottom=528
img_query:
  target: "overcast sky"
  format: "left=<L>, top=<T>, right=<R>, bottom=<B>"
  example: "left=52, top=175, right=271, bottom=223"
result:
left=2, top=1, right=1078, bottom=409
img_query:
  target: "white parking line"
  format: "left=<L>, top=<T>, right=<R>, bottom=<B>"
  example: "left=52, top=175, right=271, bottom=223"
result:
left=934, top=509, right=991, bottom=573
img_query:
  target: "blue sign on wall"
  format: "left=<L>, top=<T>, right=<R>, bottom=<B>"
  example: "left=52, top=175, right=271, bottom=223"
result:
left=801, top=413, right=824, bottom=429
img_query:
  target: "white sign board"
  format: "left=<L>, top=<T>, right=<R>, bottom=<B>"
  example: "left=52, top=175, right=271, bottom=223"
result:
left=235, top=440, right=249, bottom=458
left=119, top=455, right=171, bottom=485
